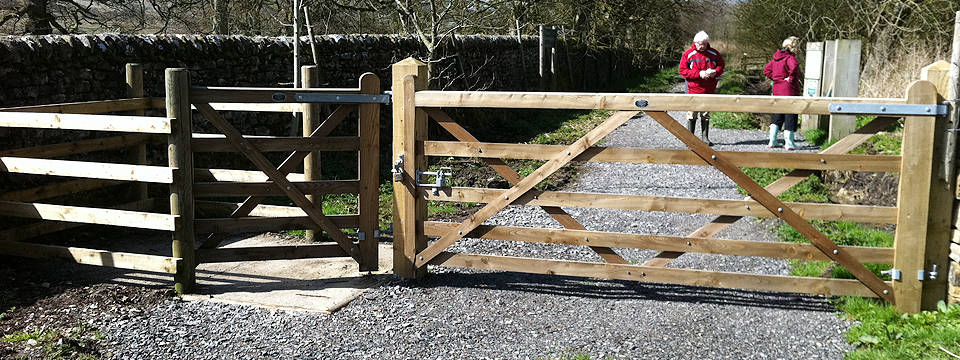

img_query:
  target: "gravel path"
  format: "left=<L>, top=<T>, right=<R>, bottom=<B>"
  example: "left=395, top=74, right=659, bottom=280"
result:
left=100, top=111, right=854, bottom=359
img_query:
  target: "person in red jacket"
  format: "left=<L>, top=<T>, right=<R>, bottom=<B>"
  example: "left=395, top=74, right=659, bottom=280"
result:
left=679, top=31, right=725, bottom=146
left=763, top=36, right=802, bottom=150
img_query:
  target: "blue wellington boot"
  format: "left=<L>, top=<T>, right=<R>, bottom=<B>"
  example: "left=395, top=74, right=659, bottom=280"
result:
left=785, top=130, right=797, bottom=150
left=768, top=124, right=782, bottom=148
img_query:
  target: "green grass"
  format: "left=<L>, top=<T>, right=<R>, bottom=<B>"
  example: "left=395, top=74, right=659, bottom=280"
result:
left=839, top=298, right=960, bottom=359
left=739, top=167, right=829, bottom=203
left=627, top=66, right=681, bottom=93
left=711, top=112, right=761, bottom=130
left=778, top=220, right=893, bottom=278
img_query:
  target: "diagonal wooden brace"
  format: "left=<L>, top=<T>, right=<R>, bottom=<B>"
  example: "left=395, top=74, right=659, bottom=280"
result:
left=195, top=103, right=363, bottom=263
left=645, top=111, right=894, bottom=303
left=199, top=104, right=356, bottom=249
left=423, top=107, right=629, bottom=264
left=414, top=110, right=639, bottom=267
left=643, top=116, right=901, bottom=267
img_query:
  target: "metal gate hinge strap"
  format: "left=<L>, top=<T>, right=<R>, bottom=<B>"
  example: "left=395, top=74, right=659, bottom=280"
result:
left=881, top=268, right=901, bottom=280
left=294, top=93, right=392, bottom=104
left=829, top=103, right=947, bottom=116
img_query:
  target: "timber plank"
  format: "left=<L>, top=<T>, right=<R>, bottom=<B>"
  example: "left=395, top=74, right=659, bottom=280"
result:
left=424, top=221, right=894, bottom=264
left=424, top=141, right=900, bottom=172
left=0, top=242, right=180, bottom=273
left=430, top=252, right=883, bottom=297
left=0, top=134, right=161, bottom=159
left=0, top=157, right=174, bottom=183
left=190, top=87, right=361, bottom=103
left=0, top=201, right=177, bottom=231
left=193, top=215, right=359, bottom=234
left=0, top=179, right=122, bottom=202
left=193, top=136, right=359, bottom=152
left=0, top=112, right=171, bottom=133
left=426, top=187, right=897, bottom=223
left=415, top=91, right=905, bottom=114
left=195, top=169, right=306, bottom=182
left=196, top=244, right=350, bottom=263
left=1, top=98, right=156, bottom=114
left=194, top=180, right=360, bottom=197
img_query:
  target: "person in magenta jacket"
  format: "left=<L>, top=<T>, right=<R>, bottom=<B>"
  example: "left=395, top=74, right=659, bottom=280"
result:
left=763, top=36, right=802, bottom=150
left=679, top=31, right=725, bottom=146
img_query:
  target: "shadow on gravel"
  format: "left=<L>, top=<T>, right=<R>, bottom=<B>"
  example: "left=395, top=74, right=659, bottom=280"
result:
left=409, top=271, right=839, bottom=313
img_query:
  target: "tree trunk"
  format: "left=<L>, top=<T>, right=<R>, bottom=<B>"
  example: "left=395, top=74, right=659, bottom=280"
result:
left=25, top=0, right=52, bottom=35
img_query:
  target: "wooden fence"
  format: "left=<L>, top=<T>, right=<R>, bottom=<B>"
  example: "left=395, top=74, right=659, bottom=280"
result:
left=0, top=65, right=382, bottom=294
left=392, top=57, right=954, bottom=313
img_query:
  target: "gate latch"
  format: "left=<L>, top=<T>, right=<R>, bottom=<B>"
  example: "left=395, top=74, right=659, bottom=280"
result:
left=881, top=268, right=901, bottom=281
left=391, top=155, right=405, bottom=181
left=417, top=167, right=452, bottom=195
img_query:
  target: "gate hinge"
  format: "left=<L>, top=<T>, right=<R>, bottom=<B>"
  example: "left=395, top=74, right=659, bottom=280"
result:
left=417, top=167, right=453, bottom=195
left=881, top=269, right=901, bottom=280
left=829, top=102, right=948, bottom=116
left=391, top=154, right=405, bottom=181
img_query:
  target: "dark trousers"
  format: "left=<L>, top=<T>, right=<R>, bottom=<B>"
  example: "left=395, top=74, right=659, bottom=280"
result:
left=771, top=113, right=798, bottom=131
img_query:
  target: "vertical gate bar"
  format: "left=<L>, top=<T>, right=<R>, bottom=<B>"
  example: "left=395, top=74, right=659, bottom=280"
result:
left=358, top=72, right=381, bottom=272
left=166, top=68, right=196, bottom=294
left=392, top=58, right=428, bottom=279
left=920, top=62, right=954, bottom=310
left=894, top=80, right=939, bottom=312
left=126, top=63, right=148, bottom=201
left=302, top=65, right=321, bottom=242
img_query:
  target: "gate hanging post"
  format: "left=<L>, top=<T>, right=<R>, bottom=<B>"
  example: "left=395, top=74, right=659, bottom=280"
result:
left=302, top=65, right=321, bottom=242
left=166, top=68, right=197, bottom=294
left=392, top=58, right=428, bottom=279
left=893, top=80, right=940, bottom=312
left=126, top=63, right=148, bottom=201
left=358, top=72, right=381, bottom=272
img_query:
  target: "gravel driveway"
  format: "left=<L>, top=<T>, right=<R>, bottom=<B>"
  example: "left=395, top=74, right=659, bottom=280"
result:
left=101, top=111, right=854, bottom=359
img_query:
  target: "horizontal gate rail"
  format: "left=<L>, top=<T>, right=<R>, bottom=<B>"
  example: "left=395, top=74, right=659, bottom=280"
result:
left=414, top=90, right=907, bottom=114
left=1, top=97, right=164, bottom=114
left=0, top=111, right=172, bottom=133
left=193, top=180, right=360, bottom=197
left=0, top=157, right=175, bottom=183
left=0, top=201, right=177, bottom=231
left=193, top=135, right=360, bottom=152
left=0, top=134, right=160, bottom=158
left=424, top=188, right=898, bottom=223
left=0, top=242, right=180, bottom=274
left=194, top=215, right=360, bottom=234
left=424, top=141, right=901, bottom=172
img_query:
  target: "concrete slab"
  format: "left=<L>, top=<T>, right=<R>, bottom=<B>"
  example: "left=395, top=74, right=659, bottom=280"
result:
left=181, top=234, right=393, bottom=313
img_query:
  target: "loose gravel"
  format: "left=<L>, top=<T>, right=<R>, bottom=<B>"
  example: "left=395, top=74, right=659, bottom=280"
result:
left=100, top=111, right=854, bottom=359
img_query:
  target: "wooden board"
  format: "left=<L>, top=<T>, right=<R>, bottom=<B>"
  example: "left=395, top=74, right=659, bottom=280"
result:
left=190, top=87, right=361, bottom=103
left=194, top=180, right=360, bottom=197
left=195, top=169, right=306, bottom=182
left=193, top=136, right=359, bottom=152
left=425, top=187, right=898, bottom=224
left=1, top=98, right=157, bottom=114
left=0, top=179, right=122, bottom=202
left=0, top=242, right=179, bottom=273
left=0, top=112, right=172, bottom=133
left=424, top=141, right=901, bottom=172
left=424, top=221, right=894, bottom=264
left=0, top=201, right=177, bottom=231
left=193, top=215, right=359, bottom=234
left=0, top=134, right=160, bottom=159
left=0, top=198, right=156, bottom=243
left=431, top=252, right=883, bottom=297
left=415, top=91, right=905, bottom=114
left=0, top=157, right=175, bottom=183
left=195, top=201, right=310, bottom=217
left=205, top=103, right=304, bottom=113
left=196, top=244, right=350, bottom=263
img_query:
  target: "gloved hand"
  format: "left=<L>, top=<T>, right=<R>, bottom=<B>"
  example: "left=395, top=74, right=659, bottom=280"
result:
left=699, top=70, right=709, bottom=79
left=784, top=76, right=791, bottom=83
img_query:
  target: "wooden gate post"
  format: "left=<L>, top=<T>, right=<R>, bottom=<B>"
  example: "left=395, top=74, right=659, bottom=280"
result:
left=166, top=68, right=197, bottom=294
left=918, top=61, right=954, bottom=310
left=358, top=72, right=381, bottom=272
left=302, top=65, right=321, bottom=242
left=392, top=58, right=428, bottom=279
left=126, top=63, right=148, bottom=201
left=893, top=80, right=940, bottom=312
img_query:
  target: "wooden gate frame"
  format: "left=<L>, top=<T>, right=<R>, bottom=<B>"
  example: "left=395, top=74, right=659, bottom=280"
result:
left=392, top=57, right=950, bottom=313
left=170, top=68, right=383, bottom=293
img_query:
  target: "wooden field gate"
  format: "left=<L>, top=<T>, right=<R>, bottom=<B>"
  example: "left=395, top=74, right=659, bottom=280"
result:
left=0, top=65, right=382, bottom=294
left=391, top=58, right=955, bottom=313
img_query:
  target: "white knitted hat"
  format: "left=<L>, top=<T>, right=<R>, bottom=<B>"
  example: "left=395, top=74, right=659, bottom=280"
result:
left=693, top=31, right=709, bottom=43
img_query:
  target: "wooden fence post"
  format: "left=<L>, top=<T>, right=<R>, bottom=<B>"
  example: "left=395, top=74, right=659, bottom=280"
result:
left=302, top=65, right=321, bottom=242
left=166, top=68, right=196, bottom=294
left=919, top=61, right=954, bottom=310
left=392, top=58, right=428, bottom=279
left=893, top=80, right=939, bottom=312
left=947, top=11, right=960, bottom=305
left=359, top=72, right=381, bottom=272
left=126, top=63, right=148, bottom=201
